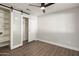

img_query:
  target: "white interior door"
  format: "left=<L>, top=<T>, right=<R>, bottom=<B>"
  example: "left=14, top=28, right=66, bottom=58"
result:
left=23, top=17, right=28, bottom=41
left=11, top=10, right=23, bottom=49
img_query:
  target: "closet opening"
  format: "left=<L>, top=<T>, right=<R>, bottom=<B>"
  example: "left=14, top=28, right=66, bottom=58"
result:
left=23, top=17, right=29, bottom=44
left=0, top=7, right=11, bottom=54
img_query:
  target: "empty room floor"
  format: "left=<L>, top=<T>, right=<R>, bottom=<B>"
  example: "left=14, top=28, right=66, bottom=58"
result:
left=0, top=40, right=79, bottom=56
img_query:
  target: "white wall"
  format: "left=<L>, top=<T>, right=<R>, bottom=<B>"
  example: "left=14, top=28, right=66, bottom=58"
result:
left=37, top=7, right=79, bottom=51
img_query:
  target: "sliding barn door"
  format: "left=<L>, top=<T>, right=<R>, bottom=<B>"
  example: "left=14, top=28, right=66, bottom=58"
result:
left=11, top=10, right=23, bottom=49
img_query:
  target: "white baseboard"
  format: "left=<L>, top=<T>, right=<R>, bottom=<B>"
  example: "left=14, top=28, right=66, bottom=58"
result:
left=37, top=39, right=79, bottom=51
left=11, top=43, right=23, bottom=50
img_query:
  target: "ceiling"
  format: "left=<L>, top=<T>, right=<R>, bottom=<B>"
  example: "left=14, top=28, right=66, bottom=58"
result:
left=1, top=3, right=79, bottom=16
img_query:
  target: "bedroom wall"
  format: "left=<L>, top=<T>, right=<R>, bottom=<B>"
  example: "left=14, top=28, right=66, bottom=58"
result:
left=37, top=7, right=79, bottom=51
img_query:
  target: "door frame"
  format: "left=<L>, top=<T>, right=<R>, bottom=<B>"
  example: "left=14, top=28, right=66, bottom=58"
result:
left=23, top=17, right=29, bottom=42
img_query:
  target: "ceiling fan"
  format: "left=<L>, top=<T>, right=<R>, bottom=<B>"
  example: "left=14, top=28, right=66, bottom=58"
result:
left=29, top=3, right=55, bottom=13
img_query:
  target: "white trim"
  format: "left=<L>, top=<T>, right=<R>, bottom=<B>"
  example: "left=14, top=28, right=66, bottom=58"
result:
left=27, top=18, right=29, bottom=42
left=21, top=14, right=23, bottom=46
left=11, top=43, right=22, bottom=50
left=37, top=39, right=79, bottom=51
left=22, top=17, right=29, bottom=42
left=22, top=14, right=30, bottom=42
left=10, top=10, right=13, bottom=50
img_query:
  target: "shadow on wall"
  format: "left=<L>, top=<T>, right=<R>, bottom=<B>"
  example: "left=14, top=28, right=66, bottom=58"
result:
left=37, top=7, right=79, bottom=50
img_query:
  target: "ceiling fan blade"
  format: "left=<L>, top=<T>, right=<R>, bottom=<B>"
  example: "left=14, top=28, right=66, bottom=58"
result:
left=45, top=3, right=55, bottom=7
left=43, top=9, right=45, bottom=13
left=41, top=3, right=45, bottom=7
left=29, top=4, right=40, bottom=7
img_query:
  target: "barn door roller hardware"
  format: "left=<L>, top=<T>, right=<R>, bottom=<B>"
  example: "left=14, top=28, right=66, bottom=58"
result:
left=0, top=4, right=30, bottom=15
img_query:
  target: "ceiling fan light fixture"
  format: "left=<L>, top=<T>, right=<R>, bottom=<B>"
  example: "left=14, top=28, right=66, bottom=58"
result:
left=40, top=7, right=45, bottom=10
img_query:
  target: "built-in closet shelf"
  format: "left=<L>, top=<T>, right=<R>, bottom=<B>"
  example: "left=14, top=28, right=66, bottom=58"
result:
left=0, top=28, right=10, bottom=29
left=4, top=23, right=9, bottom=25
left=3, top=35, right=10, bottom=37
left=0, top=41, right=9, bottom=47
left=0, top=8, right=10, bottom=47
left=0, top=26, right=10, bottom=27
left=0, top=27, right=10, bottom=30
left=0, top=37, right=10, bottom=43
left=0, top=17, right=10, bottom=19
left=0, top=24, right=9, bottom=25
left=0, top=24, right=10, bottom=26
left=0, top=21, right=10, bottom=24
left=3, top=33, right=10, bottom=35
left=0, top=34, right=10, bottom=37
left=0, top=35, right=10, bottom=37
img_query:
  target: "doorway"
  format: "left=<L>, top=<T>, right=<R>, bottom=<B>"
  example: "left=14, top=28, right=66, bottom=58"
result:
left=23, top=17, right=29, bottom=43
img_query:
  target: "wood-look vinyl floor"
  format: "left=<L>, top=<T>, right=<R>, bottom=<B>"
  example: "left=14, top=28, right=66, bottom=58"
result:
left=0, top=40, right=79, bottom=56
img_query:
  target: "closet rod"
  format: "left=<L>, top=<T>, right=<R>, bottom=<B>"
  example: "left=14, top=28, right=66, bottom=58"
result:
left=0, top=4, right=30, bottom=15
